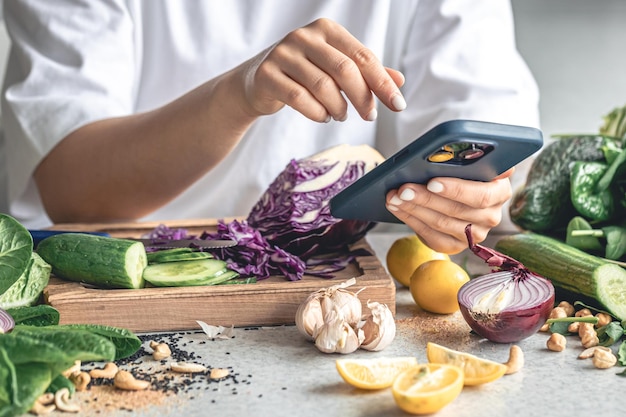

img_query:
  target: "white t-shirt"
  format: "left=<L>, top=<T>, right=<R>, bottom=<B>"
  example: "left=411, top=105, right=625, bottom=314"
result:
left=0, top=0, right=539, bottom=230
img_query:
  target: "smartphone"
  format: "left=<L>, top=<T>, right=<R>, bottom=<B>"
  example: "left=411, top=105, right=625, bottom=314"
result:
left=329, top=119, right=543, bottom=224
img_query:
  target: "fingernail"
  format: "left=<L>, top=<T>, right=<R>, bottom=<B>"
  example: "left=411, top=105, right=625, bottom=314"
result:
left=399, top=188, right=415, bottom=201
left=392, top=93, right=406, bottom=111
left=334, top=113, right=347, bottom=122
left=427, top=181, right=444, bottom=193
left=389, top=195, right=403, bottom=206
left=365, top=108, right=378, bottom=121
left=324, top=114, right=331, bottom=123
left=387, top=204, right=398, bottom=212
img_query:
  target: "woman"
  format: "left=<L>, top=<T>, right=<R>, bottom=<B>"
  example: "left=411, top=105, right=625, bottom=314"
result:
left=0, top=0, right=538, bottom=253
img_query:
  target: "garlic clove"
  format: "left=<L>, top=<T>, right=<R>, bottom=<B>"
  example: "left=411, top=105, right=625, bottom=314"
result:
left=359, top=301, right=396, bottom=351
left=314, top=307, right=361, bottom=354
left=328, top=288, right=362, bottom=328
left=295, top=292, right=324, bottom=340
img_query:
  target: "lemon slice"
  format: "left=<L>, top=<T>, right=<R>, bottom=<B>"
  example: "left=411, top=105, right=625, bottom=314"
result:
left=392, top=363, right=464, bottom=415
left=336, top=356, right=418, bottom=390
left=426, top=342, right=507, bottom=386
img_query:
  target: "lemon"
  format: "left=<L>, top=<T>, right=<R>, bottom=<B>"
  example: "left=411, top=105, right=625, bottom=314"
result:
left=409, top=259, right=469, bottom=314
left=391, top=363, right=464, bottom=415
left=335, top=356, right=418, bottom=390
left=386, top=235, right=449, bottom=287
left=426, top=342, right=508, bottom=386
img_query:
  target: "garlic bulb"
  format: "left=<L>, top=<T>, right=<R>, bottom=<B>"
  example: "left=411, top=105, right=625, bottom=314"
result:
left=359, top=301, right=396, bottom=351
left=295, top=291, right=324, bottom=340
left=313, top=306, right=364, bottom=354
left=295, top=278, right=361, bottom=340
left=295, top=278, right=395, bottom=354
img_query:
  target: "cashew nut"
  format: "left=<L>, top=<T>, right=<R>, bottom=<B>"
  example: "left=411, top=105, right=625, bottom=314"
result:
left=170, top=362, right=207, bottom=374
left=592, top=348, right=617, bottom=369
left=578, top=346, right=611, bottom=359
left=29, top=393, right=55, bottom=415
left=578, top=322, right=599, bottom=348
left=61, top=360, right=81, bottom=378
left=209, top=368, right=230, bottom=380
left=540, top=307, right=568, bottom=331
left=113, top=370, right=151, bottom=391
left=594, top=312, right=612, bottom=328
left=502, top=345, right=524, bottom=375
left=149, top=341, right=172, bottom=361
left=69, top=371, right=91, bottom=392
left=557, top=301, right=575, bottom=317
left=54, top=388, right=81, bottom=413
left=546, top=333, right=567, bottom=352
left=89, top=362, right=118, bottom=379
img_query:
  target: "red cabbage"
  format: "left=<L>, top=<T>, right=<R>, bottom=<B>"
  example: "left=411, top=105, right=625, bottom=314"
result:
left=148, top=145, right=384, bottom=281
left=247, top=144, right=383, bottom=258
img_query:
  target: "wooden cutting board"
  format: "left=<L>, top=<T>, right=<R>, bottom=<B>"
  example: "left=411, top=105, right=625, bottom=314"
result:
left=43, top=219, right=396, bottom=333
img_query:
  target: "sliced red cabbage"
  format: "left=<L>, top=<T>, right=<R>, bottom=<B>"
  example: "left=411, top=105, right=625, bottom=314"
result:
left=247, top=144, right=383, bottom=258
left=148, top=144, right=384, bottom=281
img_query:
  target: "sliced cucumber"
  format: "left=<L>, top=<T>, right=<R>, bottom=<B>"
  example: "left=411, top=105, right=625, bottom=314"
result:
left=143, top=259, right=238, bottom=287
left=36, top=233, right=146, bottom=289
left=146, top=248, right=213, bottom=264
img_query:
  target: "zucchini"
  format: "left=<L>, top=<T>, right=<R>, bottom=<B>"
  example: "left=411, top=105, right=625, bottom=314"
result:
left=495, top=233, right=626, bottom=320
left=36, top=233, right=147, bottom=289
left=143, top=259, right=239, bottom=287
left=146, top=248, right=213, bottom=264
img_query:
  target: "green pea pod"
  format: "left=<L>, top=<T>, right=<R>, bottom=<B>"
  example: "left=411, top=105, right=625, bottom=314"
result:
left=570, top=161, right=614, bottom=222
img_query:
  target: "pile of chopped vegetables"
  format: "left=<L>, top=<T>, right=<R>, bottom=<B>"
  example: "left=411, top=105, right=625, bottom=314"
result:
left=148, top=144, right=384, bottom=281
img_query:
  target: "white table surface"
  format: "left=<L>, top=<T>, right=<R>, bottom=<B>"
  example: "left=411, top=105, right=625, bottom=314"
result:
left=58, top=231, right=621, bottom=417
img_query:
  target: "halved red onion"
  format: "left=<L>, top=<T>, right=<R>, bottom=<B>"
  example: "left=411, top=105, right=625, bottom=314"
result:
left=0, top=308, right=15, bottom=334
left=459, top=224, right=555, bottom=343
left=457, top=270, right=554, bottom=343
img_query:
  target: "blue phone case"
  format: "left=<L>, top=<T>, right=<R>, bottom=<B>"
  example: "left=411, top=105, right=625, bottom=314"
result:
left=329, top=119, right=543, bottom=224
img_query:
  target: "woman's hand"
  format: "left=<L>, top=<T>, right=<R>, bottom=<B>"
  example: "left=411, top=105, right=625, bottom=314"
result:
left=235, top=18, right=406, bottom=123
left=386, top=169, right=515, bottom=254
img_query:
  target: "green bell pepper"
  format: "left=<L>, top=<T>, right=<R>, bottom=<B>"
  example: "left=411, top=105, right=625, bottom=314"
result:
left=570, top=161, right=614, bottom=222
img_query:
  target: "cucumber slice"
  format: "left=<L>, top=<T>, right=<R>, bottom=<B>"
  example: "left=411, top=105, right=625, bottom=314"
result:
left=143, top=259, right=237, bottom=287
left=36, top=233, right=147, bottom=289
left=146, top=248, right=213, bottom=264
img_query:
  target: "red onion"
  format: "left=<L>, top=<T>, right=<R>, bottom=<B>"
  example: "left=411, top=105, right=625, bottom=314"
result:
left=0, top=308, right=15, bottom=334
left=457, top=225, right=555, bottom=343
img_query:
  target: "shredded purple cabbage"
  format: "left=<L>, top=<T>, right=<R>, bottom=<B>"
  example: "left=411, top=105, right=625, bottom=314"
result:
left=147, top=150, right=377, bottom=281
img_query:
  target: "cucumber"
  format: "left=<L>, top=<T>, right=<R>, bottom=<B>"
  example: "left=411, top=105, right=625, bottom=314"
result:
left=36, top=233, right=147, bottom=289
left=495, top=233, right=626, bottom=320
left=146, top=248, right=213, bottom=264
left=143, top=259, right=238, bottom=287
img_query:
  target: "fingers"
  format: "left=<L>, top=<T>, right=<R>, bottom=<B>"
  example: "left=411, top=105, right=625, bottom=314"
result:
left=385, top=177, right=512, bottom=254
left=243, top=18, right=406, bottom=123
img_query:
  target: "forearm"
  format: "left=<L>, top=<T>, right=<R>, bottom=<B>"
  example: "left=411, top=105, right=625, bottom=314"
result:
left=35, top=70, right=256, bottom=223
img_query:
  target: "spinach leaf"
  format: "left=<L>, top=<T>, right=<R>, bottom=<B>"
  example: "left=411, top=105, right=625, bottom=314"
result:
left=63, top=324, right=142, bottom=360
left=0, top=326, right=116, bottom=371
left=45, top=374, right=75, bottom=397
left=0, top=214, right=33, bottom=294
left=6, top=305, right=59, bottom=327
left=0, top=253, right=50, bottom=309
left=597, top=321, right=624, bottom=346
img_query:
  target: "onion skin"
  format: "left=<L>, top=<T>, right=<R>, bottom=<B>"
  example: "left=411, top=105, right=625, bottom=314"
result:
left=0, top=308, right=15, bottom=334
left=460, top=225, right=556, bottom=343
left=457, top=272, right=555, bottom=343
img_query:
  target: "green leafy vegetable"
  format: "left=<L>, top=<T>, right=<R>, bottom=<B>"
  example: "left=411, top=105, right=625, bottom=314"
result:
left=61, top=324, right=142, bottom=360
left=566, top=216, right=603, bottom=252
left=597, top=321, right=624, bottom=346
left=6, top=305, right=59, bottom=327
left=0, top=253, right=50, bottom=309
left=0, top=214, right=33, bottom=295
